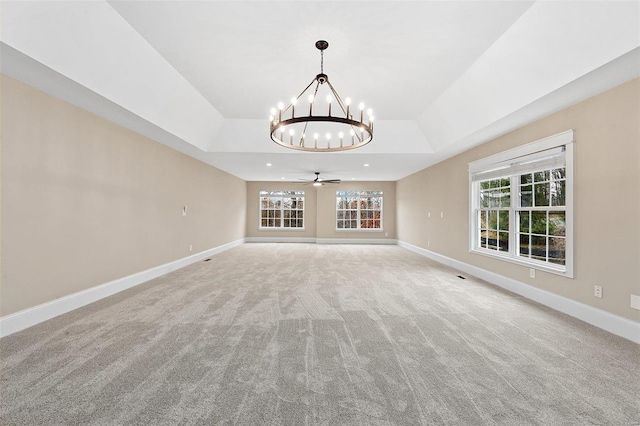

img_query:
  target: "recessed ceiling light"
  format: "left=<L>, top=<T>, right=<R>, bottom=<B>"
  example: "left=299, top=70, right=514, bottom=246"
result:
left=363, top=163, right=370, bottom=167
left=352, top=178, right=356, bottom=180
left=281, top=177, right=285, bottom=180
left=266, top=163, right=272, bottom=167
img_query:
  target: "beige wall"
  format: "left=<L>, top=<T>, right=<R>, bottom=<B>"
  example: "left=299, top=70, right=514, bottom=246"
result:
left=247, top=181, right=396, bottom=241
left=1, top=76, right=247, bottom=316
left=397, top=78, right=640, bottom=321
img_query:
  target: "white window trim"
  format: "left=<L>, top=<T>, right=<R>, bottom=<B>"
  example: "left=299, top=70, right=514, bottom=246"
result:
left=468, top=130, right=574, bottom=278
left=335, top=190, right=384, bottom=232
left=258, top=190, right=305, bottom=231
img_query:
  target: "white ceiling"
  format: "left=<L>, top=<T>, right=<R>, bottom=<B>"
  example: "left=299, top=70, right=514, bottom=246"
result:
left=2, top=1, right=639, bottom=182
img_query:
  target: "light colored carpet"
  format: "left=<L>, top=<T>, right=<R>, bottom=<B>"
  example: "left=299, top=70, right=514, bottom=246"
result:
left=1, top=243, right=638, bottom=425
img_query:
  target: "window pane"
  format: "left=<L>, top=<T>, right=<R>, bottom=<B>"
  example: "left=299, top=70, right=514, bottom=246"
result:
left=498, top=210, right=509, bottom=231
left=261, top=219, right=267, bottom=227
left=284, top=210, right=290, bottom=219
left=531, top=211, right=547, bottom=235
left=531, top=235, right=547, bottom=260
left=549, top=237, right=565, bottom=265
left=479, top=210, right=487, bottom=229
left=534, top=170, right=549, bottom=182
left=283, top=219, right=290, bottom=227
left=488, top=211, right=497, bottom=230
left=500, top=178, right=510, bottom=187
left=519, top=211, right=530, bottom=233
left=283, top=197, right=292, bottom=209
left=480, top=181, right=490, bottom=190
left=551, top=168, right=566, bottom=180
left=498, top=232, right=509, bottom=251
left=480, top=191, right=490, bottom=208
left=520, top=185, right=532, bottom=207
left=534, top=183, right=550, bottom=206
left=297, top=219, right=303, bottom=227
left=490, top=179, right=499, bottom=189
left=337, top=220, right=344, bottom=229
left=500, top=188, right=511, bottom=208
left=480, top=230, right=488, bottom=248
left=520, top=173, right=533, bottom=185
left=519, top=234, right=530, bottom=257
left=298, top=199, right=304, bottom=209
left=549, top=211, right=566, bottom=237
left=551, top=180, right=565, bottom=206
left=350, top=220, right=357, bottom=229
left=489, top=189, right=502, bottom=207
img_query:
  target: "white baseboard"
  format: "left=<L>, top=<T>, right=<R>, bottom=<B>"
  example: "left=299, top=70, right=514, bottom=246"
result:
left=397, top=240, right=640, bottom=344
left=246, top=237, right=397, bottom=245
left=317, top=238, right=397, bottom=245
left=245, top=236, right=317, bottom=243
left=0, top=238, right=245, bottom=338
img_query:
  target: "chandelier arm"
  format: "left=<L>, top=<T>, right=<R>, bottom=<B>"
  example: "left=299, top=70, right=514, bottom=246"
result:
left=325, top=80, right=348, bottom=117
left=298, top=80, right=322, bottom=146
left=282, top=77, right=317, bottom=116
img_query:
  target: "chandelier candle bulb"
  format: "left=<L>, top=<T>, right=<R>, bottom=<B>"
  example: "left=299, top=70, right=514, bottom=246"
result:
left=339, top=131, right=344, bottom=147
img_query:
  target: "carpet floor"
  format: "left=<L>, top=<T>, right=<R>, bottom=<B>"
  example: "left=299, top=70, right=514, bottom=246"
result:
left=1, top=243, right=638, bottom=425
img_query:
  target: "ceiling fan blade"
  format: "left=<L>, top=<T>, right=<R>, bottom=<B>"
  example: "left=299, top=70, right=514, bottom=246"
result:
left=324, top=179, right=341, bottom=183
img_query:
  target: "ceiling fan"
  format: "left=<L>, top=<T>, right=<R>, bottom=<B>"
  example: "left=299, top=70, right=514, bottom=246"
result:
left=299, top=172, right=341, bottom=186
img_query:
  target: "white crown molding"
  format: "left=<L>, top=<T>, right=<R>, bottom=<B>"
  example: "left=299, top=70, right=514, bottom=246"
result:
left=398, top=240, right=640, bottom=344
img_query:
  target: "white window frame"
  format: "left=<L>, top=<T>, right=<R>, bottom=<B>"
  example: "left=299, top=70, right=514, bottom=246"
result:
left=259, top=190, right=305, bottom=230
left=336, top=190, right=383, bottom=231
left=468, top=130, right=574, bottom=277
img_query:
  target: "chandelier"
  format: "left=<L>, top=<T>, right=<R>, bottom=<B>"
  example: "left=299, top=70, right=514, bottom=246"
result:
left=269, top=40, right=374, bottom=152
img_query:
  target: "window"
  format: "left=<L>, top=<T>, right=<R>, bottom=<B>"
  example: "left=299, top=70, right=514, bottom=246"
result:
left=336, top=190, right=383, bottom=230
left=469, top=131, right=574, bottom=277
left=259, top=191, right=304, bottom=229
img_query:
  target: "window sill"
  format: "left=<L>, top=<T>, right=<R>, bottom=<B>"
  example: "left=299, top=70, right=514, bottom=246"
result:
left=470, top=247, right=572, bottom=278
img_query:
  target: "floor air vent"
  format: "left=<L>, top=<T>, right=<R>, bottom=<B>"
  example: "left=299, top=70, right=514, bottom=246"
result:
left=457, top=275, right=466, bottom=280
left=204, top=259, right=211, bottom=262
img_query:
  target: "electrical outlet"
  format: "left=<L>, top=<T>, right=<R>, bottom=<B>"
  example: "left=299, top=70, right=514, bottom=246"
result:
left=428, top=212, right=431, bottom=218
left=440, top=211, right=444, bottom=218
left=182, top=206, right=187, bottom=216
left=529, top=268, right=535, bottom=278
left=594, top=285, right=603, bottom=298
left=189, top=245, right=193, bottom=252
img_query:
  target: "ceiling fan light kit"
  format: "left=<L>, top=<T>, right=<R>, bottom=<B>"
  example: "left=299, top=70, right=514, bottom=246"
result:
left=300, top=172, right=341, bottom=186
left=269, top=40, right=374, bottom=152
